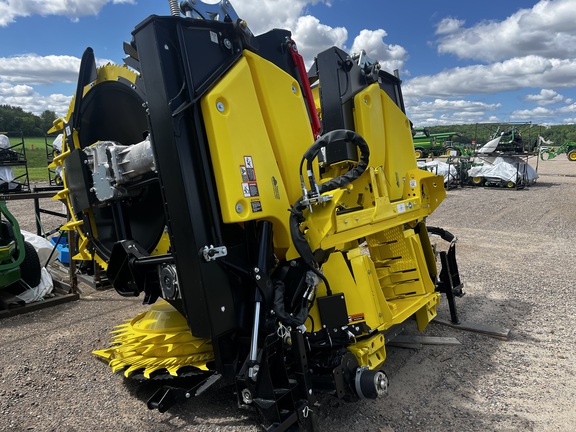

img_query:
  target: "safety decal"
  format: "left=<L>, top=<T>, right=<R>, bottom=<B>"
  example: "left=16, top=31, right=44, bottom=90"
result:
left=409, top=179, right=417, bottom=188
left=240, top=166, right=248, bottom=182
left=251, top=200, right=263, bottom=212
left=240, top=155, right=259, bottom=197
left=242, top=183, right=251, bottom=197
left=248, top=182, right=259, bottom=197
left=244, top=156, right=256, bottom=180
left=241, top=182, right=259, bottom=197
left=397, top=203, right=406, bottom=213
left=348, top=313, right=365, bottom=323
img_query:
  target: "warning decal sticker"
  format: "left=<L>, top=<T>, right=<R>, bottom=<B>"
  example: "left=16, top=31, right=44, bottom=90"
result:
left=251, top=200, right=263, bottom=212
left=240, top=155, right=259, bottom=198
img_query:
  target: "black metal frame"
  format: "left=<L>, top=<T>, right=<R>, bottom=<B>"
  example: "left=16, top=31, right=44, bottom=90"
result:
left=0, top=131, right=30, bottom=193
left=427, top=227, right=464, bottom=324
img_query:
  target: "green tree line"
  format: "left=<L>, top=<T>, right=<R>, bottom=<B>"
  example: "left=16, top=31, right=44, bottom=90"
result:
left=0, top=105, right=57, bottom=136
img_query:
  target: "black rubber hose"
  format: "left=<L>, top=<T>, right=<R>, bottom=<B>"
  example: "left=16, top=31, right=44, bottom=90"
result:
left=273, top=281, right=309, bottom=327
left=427, top=226, right=455, bottom=243
left=289, top=129, right=370, bottom=294
left=290, top=129, right=370, bottom=244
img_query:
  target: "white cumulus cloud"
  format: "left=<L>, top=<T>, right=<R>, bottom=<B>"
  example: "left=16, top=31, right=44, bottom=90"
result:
left=0, top=0, right=135, bottom=26
left=404, top=56, right=576, bottom=98
left=510, top=106, right=555, bottom=120
left=525, top=89, right=565, bottom=106
left=0, top=54, right=115, bottom=85
left=234, top=0, right=325, bottom=36
left=291, top=15, right=348, bottom=65
left=435, top=17, right=465, bottom=35
left=350, top=29, right=407, bottom=73
left=436, top=0, right=576, bottom=62
left=405, top=97, right=501, bottom=126
left=0, top=82, right=71, bottom=115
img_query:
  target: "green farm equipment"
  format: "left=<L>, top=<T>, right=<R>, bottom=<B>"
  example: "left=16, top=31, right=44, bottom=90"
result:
left=539, top=141, right=576, bottom=161
left=412, top=129, right=463, bottom=158
left=0, top=200, right=42, bottom=309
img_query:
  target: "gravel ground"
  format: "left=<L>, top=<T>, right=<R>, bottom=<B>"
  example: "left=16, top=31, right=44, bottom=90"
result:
left=1, top=156, right=575, bottom=432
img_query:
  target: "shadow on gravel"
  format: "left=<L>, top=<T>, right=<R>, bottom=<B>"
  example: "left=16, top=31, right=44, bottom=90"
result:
left=529, top=180, right=561, bottom=188
left=325, top=292, right=541, bottom=432
left=123, top=376, right=258, bottom=429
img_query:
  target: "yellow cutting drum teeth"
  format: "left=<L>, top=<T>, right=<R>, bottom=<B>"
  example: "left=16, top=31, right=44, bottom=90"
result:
left=93, top=301, right=214, bottom=379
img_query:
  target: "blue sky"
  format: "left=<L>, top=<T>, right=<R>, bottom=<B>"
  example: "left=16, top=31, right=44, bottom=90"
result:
left=1, top=0, right=576, bottom=126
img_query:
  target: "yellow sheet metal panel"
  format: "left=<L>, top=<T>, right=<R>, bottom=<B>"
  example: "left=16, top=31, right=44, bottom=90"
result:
left=201, top=55, right=292, bottom=251
left=348, top=333, right=386, bottom=370
left=243, top=50, right=316, bottom=205
left=380, top=91, right=417, bottom=202
left=349, top=251, right=393, bottom=329
left=353, top=83, right=386, bottom=168
left=323, top=251, right=383, bottom=330
left=415, top=294, right=440, bottom=331
left=387, top=293, right=439, bottom=326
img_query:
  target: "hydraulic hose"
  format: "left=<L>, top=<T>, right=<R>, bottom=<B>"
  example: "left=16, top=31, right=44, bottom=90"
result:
left=289, top=129, right=370, bottom=285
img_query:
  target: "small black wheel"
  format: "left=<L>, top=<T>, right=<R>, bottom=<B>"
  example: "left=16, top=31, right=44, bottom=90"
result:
left=20, top=241, right=42, bottom=287
left=414, top=148, right=425, bottom=159
left=567, top=150, right=576, bottom=161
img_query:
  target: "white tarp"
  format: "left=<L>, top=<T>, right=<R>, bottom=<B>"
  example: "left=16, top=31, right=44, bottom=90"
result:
left=52, top=134, right=63, bottom=152
left=417, top=160, right=457, bottom=184
left=0, top=134, right=9, bottom=149
left=0, top=134, right=16, bottom=189
left=468, top=156, right=538, bottom=184
left=14, top=267, right=54, bottom=303
left=13, top=231, right=56, bottom=303
left=21, top=230, right=59, bottom=267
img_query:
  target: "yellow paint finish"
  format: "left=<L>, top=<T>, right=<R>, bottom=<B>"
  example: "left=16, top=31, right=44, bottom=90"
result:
left=387, top=293, right=439, bottom=328
left=402, top=168, right=446, bottom=213
left=243, top=50, right=316, bottom=205
left=152, top=232, right=171, bottom=256
left=380, top=91, right=417, bottom=202
left=415, top=294, right=440, bottom=331
left=348, top=333, right=386, bottom=369
left=201, top=55, right=293, bottom=253
left=323, top=251, right=384, bottom=330
left=94, top=300, right=214, bottom=378
left=353, top=84, right=386, bottom=167
left=348, top=250, right=392, bottom=329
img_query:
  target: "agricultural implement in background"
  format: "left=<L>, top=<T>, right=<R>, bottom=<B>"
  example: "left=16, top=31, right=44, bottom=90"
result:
left=412, top=129, right=463, bottom=158
left=539, top=139, right=576, bottom=161
left=490, top=127, right=526, bottom=153
left=0, top=200, right=42, bottom=310
left=48, top=1, right=463, bottom=430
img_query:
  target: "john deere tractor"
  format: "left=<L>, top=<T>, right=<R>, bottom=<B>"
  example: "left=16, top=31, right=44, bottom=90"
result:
left=49, top=1, right=462, bottom=430
left=412, top=128, right=463, bottom=158
left=539, top=140, right=576, bottom=161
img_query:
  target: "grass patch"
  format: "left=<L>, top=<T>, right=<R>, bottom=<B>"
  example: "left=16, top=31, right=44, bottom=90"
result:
left=5, top=136, right=57, bottom=183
